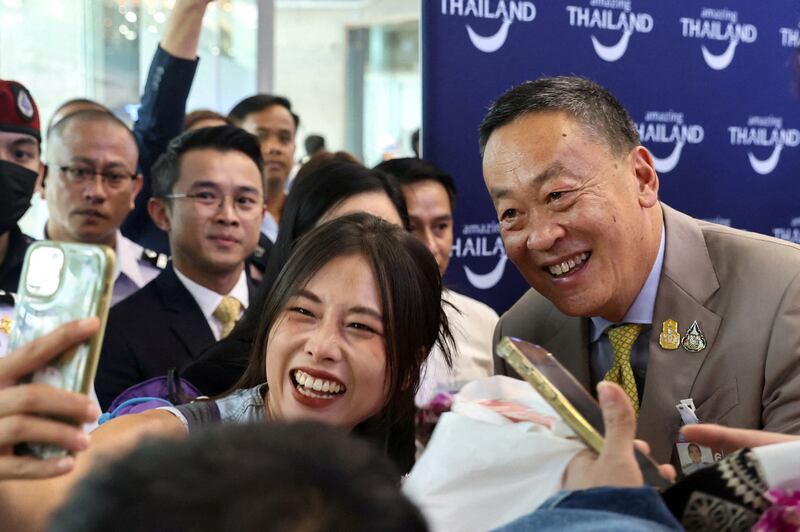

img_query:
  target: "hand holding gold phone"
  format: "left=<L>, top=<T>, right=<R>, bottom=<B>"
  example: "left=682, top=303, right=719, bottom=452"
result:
left=496, top=336, right=672, bottom=489
left=9, top=241, right=115, bottom=459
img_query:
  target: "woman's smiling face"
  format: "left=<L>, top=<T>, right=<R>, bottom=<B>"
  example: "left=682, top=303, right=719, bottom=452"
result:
left=265, top=253, right=388, bottom=429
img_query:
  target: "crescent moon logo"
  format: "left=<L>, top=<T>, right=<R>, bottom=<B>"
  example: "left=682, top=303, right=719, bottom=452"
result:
left=651, top=140, right=685, bottom=173
left=701, top=39, right=738, bottom=70
left=591, top=28, right=633, bottom=62
left=466, top=19, right=513, bottom=53
left=464, top=255, right=509, bottom=289
left=748, top=144, right=783, bottom=175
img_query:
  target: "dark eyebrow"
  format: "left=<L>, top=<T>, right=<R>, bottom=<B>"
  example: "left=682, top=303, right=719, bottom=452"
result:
left=489, top=162, right=570, bottom=201
left=293, top=289, right=383, bottom=321
left=11, top=137, right=38, bottom=149
left=293, top=289, right=321, bottom=304
left=349, top=306, right=383, bottom=322
left=69, top=156, right=129, bottom=171
left=189, top=181, right=260, bottom=195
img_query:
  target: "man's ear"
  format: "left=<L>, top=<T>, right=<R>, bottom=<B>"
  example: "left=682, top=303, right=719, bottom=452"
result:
left=37, top=163, right=47, bottom=197
left=130, top=173, right=144, bottom=210
left=148, top=197, right=171, bottom=232
left=631, top=146, right=659, bottom=208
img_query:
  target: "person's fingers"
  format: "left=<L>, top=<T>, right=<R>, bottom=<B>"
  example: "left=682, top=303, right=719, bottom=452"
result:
left=597, top=381, right=637, bottom=455
left=658, top=464, right=677, bottom=482
left=0, top=384, right=99, bottom=423
left=0, top=414, right=90, bottom=451
left=633, top=438, right=651, bottom=456
left=681, top=424, right=798, bottom=452
left=0, top=455, right=76, bottom=480
left=0, top=318, right=99, bottom=385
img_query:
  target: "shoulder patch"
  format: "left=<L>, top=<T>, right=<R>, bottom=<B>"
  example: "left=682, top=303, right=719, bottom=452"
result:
left=0, top=290, right=16, bottom=306
left=141, top=248, right=169, bottom=270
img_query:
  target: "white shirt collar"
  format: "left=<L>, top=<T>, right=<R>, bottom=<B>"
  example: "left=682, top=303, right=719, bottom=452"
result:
left=173, top=266, right=249, bottom=323
left=590, top=226, right=666, bottom=342
left=115, top=231, right=145, bottom=285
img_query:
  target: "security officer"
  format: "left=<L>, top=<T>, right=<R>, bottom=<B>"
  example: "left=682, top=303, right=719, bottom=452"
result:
left=42, top=109, right=167, bottom=306
left=0, top=79, right=43, bottom=355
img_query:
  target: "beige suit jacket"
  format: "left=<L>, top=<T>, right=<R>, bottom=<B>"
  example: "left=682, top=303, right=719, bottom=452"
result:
left=493, top=204, right=800, bottom=463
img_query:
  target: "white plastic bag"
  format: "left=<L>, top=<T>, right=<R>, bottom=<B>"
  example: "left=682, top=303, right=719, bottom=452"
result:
left=403, top=376, right=586, bottom=532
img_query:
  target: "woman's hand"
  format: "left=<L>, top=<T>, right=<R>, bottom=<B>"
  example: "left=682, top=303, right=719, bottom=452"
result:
left=0, top=318, right=101, bottom=480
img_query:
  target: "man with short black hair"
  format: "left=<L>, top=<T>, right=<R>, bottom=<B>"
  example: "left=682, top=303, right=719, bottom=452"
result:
left=481, top=76, right=800, bottom=463
left=228, top=94, right=299, bottom=243
left=376, top=157, right=498, bottom=405
left=95, top=125, right=265, bottom=409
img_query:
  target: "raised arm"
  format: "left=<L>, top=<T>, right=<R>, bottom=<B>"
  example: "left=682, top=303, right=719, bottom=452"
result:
left=123, top=0, right=213, bottom=249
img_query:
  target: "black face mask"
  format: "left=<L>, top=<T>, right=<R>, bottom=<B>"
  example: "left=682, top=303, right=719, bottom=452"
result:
left=0, top=160, right=37, bottom=234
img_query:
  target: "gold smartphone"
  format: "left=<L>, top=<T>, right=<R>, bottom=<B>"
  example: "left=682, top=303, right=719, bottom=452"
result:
left=9, top=241, right=115, bottom=459
left=496, top=336, right=672, bottom=489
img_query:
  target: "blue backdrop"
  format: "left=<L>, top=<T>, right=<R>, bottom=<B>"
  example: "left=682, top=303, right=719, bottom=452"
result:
left=422, top=0, right=800, bottom=313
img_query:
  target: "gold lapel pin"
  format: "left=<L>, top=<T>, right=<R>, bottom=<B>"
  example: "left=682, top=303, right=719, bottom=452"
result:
left=682, top=320, right=706, bottom=353
left=0, top=316, right=13, bottom=336
left=659, top=319, right=681, bottom=350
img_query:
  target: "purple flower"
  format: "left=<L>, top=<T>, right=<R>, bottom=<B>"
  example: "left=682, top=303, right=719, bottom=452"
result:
left=753, top=489, right=800, bottom=531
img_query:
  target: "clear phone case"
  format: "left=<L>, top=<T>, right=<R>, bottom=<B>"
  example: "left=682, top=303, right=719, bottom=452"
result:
left=9, top=241, right=115, bottom=458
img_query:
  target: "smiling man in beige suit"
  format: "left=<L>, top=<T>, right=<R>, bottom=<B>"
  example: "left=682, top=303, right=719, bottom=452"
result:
left=480, top=76, right=800, bottom=464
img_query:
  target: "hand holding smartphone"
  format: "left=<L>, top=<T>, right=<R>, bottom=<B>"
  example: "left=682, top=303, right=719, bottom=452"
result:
left=8, top=241, right=114, bottom=460
left=496, top=336, right=673, bottom=490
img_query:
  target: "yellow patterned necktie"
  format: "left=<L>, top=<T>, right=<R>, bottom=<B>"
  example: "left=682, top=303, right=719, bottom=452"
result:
left=603, top=324, right=643, bottom=414
left=213, top=296, right=242, bottom=339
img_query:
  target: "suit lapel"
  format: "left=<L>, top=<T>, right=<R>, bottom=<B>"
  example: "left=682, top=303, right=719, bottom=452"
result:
left=540, top=307, right=592, bottom=390
left=638, top=205, right=722, bottom=461
left=156, top=266, right=216, bottom=356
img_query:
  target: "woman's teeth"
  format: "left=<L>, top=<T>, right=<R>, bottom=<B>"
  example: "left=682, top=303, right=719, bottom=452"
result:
left=549, top=252, right=589, bottom=277
left=293, top=369, right=345, bottom=397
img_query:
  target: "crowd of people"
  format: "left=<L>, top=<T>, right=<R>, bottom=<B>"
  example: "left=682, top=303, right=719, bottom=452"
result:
left=0, top=0, right=799, bottom=530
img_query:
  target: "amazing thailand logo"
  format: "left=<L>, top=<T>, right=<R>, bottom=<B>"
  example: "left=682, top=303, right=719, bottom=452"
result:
left=565, top=0, right=653, bottom=62
left=440, top=0, right=536, bottom=53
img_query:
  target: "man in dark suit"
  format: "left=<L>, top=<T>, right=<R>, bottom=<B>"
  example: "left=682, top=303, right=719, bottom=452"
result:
left=480, top=76, right=800, bottom=464
left=96, top=126, right=265, bottom=409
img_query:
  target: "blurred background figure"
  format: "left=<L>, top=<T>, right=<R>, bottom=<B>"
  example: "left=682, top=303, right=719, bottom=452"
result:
left=375, top=157, right=497, bottom=407
left=184, top=109, right=231, bottom=132
left=49, top=422, right=429, bottom=532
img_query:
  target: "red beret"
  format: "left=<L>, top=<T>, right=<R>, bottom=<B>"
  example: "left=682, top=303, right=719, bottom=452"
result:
left=0, top=80, right=40, bottom=142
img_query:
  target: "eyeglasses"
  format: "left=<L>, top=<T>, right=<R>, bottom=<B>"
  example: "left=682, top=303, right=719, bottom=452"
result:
left=59, top=166, right=137, bottom=190
left=164, top=191, right=263, bottom=217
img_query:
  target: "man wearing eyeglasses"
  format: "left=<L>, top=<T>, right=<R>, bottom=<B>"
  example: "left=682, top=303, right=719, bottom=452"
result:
left=43, top=110, right=166, bottom=307
left=95, top=125, right=264, bottom=409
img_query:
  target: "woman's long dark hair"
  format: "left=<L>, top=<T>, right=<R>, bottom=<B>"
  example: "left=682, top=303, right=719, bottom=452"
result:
left=237, top=214, right=452, bottom=472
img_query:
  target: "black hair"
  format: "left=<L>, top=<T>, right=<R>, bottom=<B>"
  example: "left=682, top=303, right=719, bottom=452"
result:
left=150, top=125, right=265, bottom=197
left=304, top=134, right=326, bottom=156
left=228, top=94, right=300, bottom=131
left=237, top=213, right=452, bottom=469
left=411, top=128, right=420, bottom=157
left=375, top=157, right=457, bottom=210
left=184, top=109, right=231, bottom=131
left=478, top=76, right=640, bottom=157
left=46, top=109, right=137, bottom=160
left=46, top=98, right=111, bottom=134
left=50, top=422, right=429, bottom=532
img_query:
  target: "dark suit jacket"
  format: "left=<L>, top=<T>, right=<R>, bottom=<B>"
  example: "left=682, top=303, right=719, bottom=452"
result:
left=494, top=204, right=800, bottom=463
left=95, top=265, right=253, bottom=410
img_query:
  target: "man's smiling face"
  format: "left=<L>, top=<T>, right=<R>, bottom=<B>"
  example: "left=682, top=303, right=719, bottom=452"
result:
left=482, top=111, right=661, bottom=321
